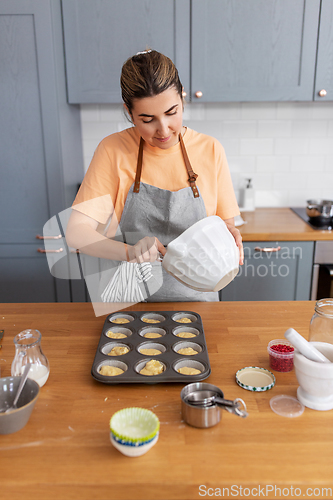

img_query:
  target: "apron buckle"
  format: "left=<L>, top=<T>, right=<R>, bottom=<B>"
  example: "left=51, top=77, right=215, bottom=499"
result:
left=188, top=173, right=198, bottom=183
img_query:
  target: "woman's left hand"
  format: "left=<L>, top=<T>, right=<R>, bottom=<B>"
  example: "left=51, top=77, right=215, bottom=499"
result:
left=224, top=218, right=244, bottom=266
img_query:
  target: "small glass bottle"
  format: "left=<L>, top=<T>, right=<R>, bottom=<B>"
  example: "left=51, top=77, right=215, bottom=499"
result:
left=11, top=329, right=50, bottom=387
left=309, top=298, right=333, bottom=344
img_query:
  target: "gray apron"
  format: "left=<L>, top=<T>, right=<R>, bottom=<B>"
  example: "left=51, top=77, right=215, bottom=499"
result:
left=101, top=133, right=219, bottom=302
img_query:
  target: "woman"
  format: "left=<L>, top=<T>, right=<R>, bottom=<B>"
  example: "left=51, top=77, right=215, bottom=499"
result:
left=66, top=49, right=243, bottom=302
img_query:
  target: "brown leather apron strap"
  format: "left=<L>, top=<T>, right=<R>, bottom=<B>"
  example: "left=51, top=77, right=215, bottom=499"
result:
left=134, top=133, right=199, bottom=198
left=133, top=137, right=144, bottom=193
left=179, top=133, right=199, bottom=198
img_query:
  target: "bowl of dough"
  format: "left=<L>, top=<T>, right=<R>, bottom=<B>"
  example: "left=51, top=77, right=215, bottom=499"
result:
left=110, top=407, right=159, bottom=457
left=162, top=216, right=239, bottom=292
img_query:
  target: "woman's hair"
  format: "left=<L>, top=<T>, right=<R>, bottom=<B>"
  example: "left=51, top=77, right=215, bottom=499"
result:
left=120, top=50, right=183, bottom=117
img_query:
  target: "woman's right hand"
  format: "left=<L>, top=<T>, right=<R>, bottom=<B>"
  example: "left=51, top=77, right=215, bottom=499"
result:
left=127, top=237, right=166, bottom=263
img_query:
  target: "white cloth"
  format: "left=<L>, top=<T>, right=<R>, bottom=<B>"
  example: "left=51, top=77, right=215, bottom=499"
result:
left=234, top=214, right=247, bottom=227
left=101, top=261, right=153, bottom=303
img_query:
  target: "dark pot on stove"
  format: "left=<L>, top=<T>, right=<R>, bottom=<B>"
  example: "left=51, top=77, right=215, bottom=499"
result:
left=306, top=200, right=333, bottom=224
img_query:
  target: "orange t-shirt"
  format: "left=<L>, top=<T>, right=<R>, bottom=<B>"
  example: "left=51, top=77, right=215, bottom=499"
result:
left=73, top=127, right=239, bottom=236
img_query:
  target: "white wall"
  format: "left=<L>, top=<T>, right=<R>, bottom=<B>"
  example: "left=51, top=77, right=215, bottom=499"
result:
left=80, top=101, right=333, bottom=208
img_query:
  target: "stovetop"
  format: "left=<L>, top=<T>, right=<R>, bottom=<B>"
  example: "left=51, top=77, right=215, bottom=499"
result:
left=291, top=207, right=333, bottom=231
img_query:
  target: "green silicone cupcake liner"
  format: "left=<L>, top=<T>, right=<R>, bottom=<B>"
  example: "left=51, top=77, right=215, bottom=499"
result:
left=110, top=407, right=160, bottom=444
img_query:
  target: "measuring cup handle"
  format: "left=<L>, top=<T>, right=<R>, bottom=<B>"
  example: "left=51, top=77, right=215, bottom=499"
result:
left=233, top=398, right=248, bottom=418
left=215, top=397, right=248, bottom=418
left=214, top=396, right=236, bottom=408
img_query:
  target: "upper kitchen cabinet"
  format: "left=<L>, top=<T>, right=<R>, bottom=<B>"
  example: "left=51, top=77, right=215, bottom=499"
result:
left=0, top=0, right=84, bottom=302
left=314, top=0, right=333, bottom=101
left=191, top=0, right=321, bottom=102
left=62, top=0, right=190, bottom=103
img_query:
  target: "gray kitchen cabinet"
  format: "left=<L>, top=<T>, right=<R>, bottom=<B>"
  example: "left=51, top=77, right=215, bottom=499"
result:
left=191, top=0, right=321, bottom=102
left=62, top=0, right=190, bottom=104
left=0, top=0, right=84, bottom=302
left=220, top=241, right=314, bottom=301
left=314, top=0, right=333, bottom=101
left=62, top=0, right=333, bottom=103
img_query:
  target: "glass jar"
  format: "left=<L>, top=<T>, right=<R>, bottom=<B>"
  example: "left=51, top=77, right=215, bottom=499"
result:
left=11, top=329, right=50, bottom=387
left=309, top=299, right=333, bottom=344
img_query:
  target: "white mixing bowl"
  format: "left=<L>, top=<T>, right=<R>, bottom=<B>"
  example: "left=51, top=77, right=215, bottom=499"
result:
left=162, top=216, right=239, bottom=292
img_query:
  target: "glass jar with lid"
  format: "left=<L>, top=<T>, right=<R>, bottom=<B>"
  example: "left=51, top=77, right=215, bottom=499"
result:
left=309, top=299, right=333, bottom=344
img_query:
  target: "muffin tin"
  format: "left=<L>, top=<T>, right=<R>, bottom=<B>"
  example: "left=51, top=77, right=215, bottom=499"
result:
left=91, top=311, right=211, bottom=384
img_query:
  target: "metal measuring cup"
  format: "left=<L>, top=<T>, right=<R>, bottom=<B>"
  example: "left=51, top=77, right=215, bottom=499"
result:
left=181, top=382, right=248, bottom=428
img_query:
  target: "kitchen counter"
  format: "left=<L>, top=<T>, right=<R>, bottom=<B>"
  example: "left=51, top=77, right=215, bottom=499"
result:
left=239, top=207, right=333, bottom=241
left=1, top=301, right=332, bottom=500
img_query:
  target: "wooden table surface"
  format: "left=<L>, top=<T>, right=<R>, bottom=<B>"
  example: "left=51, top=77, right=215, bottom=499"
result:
left=239, top=208, right=333, bottom=241
left=1, top=301, right=333, bottom=500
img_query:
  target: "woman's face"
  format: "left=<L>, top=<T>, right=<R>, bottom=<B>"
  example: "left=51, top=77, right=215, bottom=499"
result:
left=128, top=87, right=184, bottom=149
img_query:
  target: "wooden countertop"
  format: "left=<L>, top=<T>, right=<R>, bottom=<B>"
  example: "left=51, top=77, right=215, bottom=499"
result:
left=239, top=208, right=333, bottom=241
left=1, top=301, right=333, bottom=500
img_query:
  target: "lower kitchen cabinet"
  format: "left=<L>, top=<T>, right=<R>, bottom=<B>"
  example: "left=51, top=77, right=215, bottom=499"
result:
left=0, top=244, right=62, bottom=303
left=220, top=241, right=314, bottom=301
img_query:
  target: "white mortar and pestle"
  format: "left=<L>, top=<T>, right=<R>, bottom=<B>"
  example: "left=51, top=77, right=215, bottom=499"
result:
left=284, top=328, right=333, bottom=411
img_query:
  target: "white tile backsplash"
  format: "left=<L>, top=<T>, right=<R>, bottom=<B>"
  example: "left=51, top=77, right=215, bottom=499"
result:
left=325, top=156, right=333, bottom=171
left=228, top=156, right=256, bottom=172
left=274, top=138, right=309, bottom=155
left=328, top=121, right=333, bottom=136
left=255, top=190, right=288, bottom=207
left=291, top=120, right=328, bottom=137
left=205, top=102, right=241, bottom=120
left=273, top=172, right=307, bottom=190
left=240, top=138, right=274, bottom=155
left=240, top=102, right=277, bottom=120
left=82, top=139, right=99, bottom=160
left=257, top=155, right=291, bottom=172
left=290, top=155, right=325, bottom=172
left=276, top=102, right=315, bottom=120
left=80, top=104, right=100, bottom=122
left=311, top=102, right=333, bottom=119
left=80, top=101, right=333, bottom=208
left=258, top=120, right=292, bottom=138
left=307, top=173, right=333, bottom=189
left=309, top=138, right=333, bottom=155
left=100, top=104, right=128, bottom=122
left=222, top=120, right=257, bottom=137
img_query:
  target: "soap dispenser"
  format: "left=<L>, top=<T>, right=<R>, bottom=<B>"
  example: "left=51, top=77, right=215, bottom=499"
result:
left=242, top=178, right=255, bottom=212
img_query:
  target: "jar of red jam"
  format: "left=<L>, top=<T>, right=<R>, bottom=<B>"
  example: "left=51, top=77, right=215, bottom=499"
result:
left=267, top=339, right=294, bottom=372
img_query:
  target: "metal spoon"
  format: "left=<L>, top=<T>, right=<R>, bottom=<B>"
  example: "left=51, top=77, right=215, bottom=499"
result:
left=186, top=390, right=248, bottom=418
left=1, top=363, right=31, bottom=413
